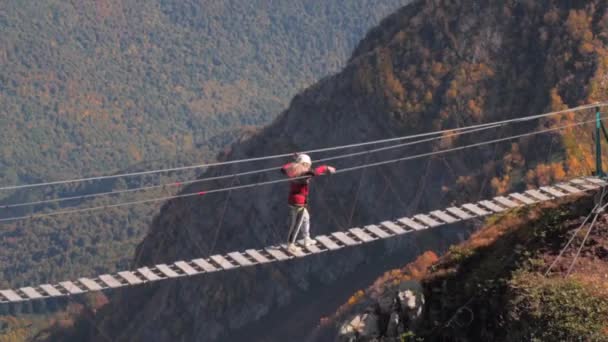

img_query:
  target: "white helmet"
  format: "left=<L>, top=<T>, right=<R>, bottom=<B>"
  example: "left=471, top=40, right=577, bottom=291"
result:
left=296, top=153, right=312, bottom=165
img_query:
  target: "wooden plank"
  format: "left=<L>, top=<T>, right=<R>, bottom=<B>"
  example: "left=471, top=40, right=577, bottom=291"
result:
left=585, top=177, right=606, bottom=185
left=78, top=278, right=103, bottom=291
left=137, top=267, right=162, bottom=281
left=493, top=196, right=520, bottom=208
left=118, top=271, right=143, bottom=285
left=228, top=252, right=254, bottom=266
left=555, top=183, right=583, bottom=194
left=479, top=200, right=506, bottom=213
left=430, top=210, right=458, bottom=224
left=210, top=255, right=236, bottom=270
left=365, top=225, right=391, bottom=238
left=174, top=261, right=198, bottom=275
left=0, top=290, right=22, bottom=302
left=570, top=178, right=598, bottom=190
left=349, top=227, right=375, bottom=242
left=39, top=284, right=63, bottom=297
left=579, top=183, right=598, bottom=190
left=20, top=287, right=43, bottom=299
left=414, top=214, right=441, bottom=227
left=99, top=275, right=123, bottom=288
left=397, top=217, right=426, bottom=230
left=446, top=207, right=474, bottom=220
left=509, top=193, right=536, bottom=205
left=59, top=281, right=84, bottom=294
left=380, top=221, right=407, bottom=234
left=245, top=249, right=271, bottom=264
left=540, top=186, right=567, bottom=198
left=462, top=203, right=490, bottom=216
left=192, top=258, right=219, bottom=272
left=265, top=248, right=290, bottom=261
left=316, top=235, right=341, bottom=250
left=571, top=177, right=601, bottom=186
left=525, top=189, right=551, bottom=201
left=156, top=264, right=180, bottom=278
left=332, top=231, right=359, bottom=246
left=303, top=243, right=322, bottom=254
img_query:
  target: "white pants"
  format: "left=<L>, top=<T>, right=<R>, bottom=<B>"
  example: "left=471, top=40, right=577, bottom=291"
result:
left=287, top=206, right=310, bottom=244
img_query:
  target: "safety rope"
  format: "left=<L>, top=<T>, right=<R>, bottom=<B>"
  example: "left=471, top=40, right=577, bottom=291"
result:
left=0, top=118, right=603, bottom=223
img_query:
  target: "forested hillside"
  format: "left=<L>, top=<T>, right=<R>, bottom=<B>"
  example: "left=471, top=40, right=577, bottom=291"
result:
left=0, top=0, right=409, bottom=290
left=0, top=0, right=406, bottom=186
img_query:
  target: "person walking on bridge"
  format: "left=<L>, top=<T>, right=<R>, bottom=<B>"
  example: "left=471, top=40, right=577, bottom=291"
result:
left=281, top=153, right=336, bottom=253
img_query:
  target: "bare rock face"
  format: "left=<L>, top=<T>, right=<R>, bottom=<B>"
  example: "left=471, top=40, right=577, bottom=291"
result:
left=336, top=281, right=425, bottom=342
left=86, top=0, right=608, bottom=341
left=339, top=313, right=380, bottom=341
left=398, top=289, right=425, bottom=329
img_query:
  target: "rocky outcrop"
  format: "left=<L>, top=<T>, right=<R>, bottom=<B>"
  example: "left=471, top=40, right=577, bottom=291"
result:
left=328, top=251, right=437, bottom=342
left=338, top=282, right=424, bottom=341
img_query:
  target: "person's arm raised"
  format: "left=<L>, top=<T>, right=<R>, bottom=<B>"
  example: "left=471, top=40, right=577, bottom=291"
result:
left=313, top=165, right=336, bottom=176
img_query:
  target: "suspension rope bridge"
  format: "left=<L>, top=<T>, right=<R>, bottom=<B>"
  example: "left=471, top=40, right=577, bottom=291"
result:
left=0, top=176, right=604, bottom=304
left=1, top=103, right=608, bottom=305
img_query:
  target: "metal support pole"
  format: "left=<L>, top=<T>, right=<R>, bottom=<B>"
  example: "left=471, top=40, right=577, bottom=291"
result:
left=596, top=106, right=604, bottom=178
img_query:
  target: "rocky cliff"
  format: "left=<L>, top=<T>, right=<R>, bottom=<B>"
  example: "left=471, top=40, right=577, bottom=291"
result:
left=58, top=0, right=608, bottom=341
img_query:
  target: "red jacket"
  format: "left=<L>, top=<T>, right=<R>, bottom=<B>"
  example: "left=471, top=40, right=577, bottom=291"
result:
left=281, top=163, right=330, bottom=206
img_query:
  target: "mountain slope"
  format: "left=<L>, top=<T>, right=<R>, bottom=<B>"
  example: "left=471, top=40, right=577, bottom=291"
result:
left=53, top=0, right=608, bottom=341
left=330, top=193, right=608, bottom=341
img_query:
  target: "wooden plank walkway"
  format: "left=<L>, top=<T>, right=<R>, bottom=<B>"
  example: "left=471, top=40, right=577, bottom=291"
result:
left=430, top=210, right=459, bottom=224
left=493, top=196, right=520, bottom=208
left=0, top=176, right=603, bottom=304
left=99, top=275, right=124, bottom=288
left=446, top=207, right=474, bottom=220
